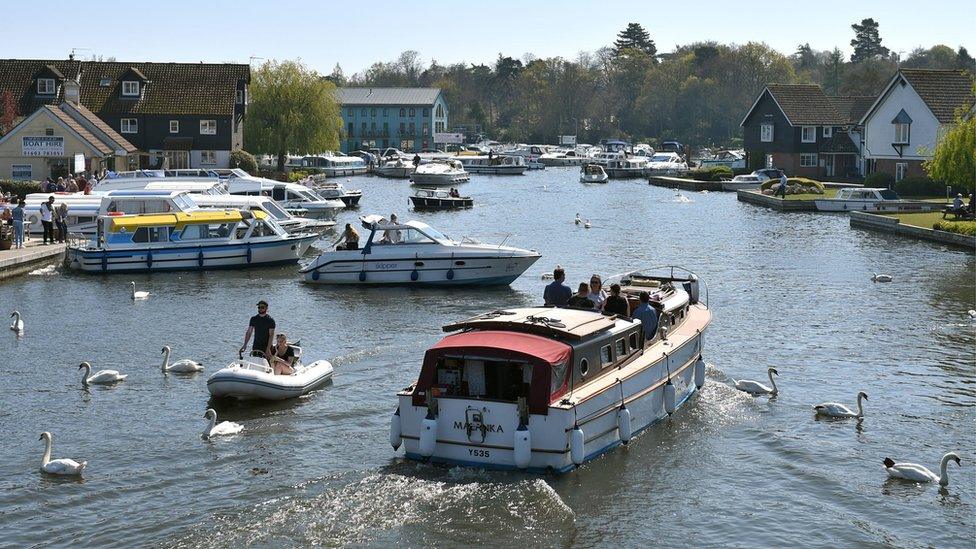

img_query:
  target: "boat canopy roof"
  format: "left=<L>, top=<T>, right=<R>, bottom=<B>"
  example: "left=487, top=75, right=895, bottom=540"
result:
left=107, top=209, right=265, bottom=231
left=359, top=214, right=435, bottom=232
left=415, top=330, right=573, bottom=414
left=443, top=307, right=616, bottom=341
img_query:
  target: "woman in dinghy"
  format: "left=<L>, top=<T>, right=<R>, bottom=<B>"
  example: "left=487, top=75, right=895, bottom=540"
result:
left=270, top=333, right=296, bottom=375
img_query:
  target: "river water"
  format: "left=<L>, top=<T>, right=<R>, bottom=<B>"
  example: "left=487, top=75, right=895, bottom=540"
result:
left=1, top=170, right=973, bottom=547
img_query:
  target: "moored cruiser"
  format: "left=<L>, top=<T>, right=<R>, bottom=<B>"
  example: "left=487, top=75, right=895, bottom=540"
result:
left=456, top=155, right=527, bottom=175
left=390, top=268, right=711, bottom=472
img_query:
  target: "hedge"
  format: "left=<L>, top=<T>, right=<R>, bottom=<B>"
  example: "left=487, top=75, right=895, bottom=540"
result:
left=933, top=220, right=976, bottom=236
left=685, top=165, right=733, bottom=181
left=229, top=150, right=258, bottom=174
left=893, top=176, right=947, bottom=197
left=0, top=180, right=42, bottom=199
left=864, top=172, right=895, bottom=188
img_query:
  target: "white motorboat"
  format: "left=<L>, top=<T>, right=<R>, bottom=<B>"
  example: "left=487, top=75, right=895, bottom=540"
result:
left=456, top=155, right=527, bottom=175
left=720, top=174, right=763, bottom=191
left=207, top=346, right=334, bottom=400
left=580, top=164, right=609, bottom=183
left=301, top=215, right=540, bottom=285
left=814, top=187, right=939, bottom=212
left=590, top=151, right=625, bottom=167
left=309, top=180, right=363, bottom=208
left=23, top=190, right=201, bottom=235
left=375, top=157, right=416, bottom=178
left=698, top=149, right=746, bottom=170
left=410, top=159, right=470, bottom=186
left=540, top=149, right=586, bottom=167
left=390, top=267, right=711, bottom=472
left=227, top=179, right=344, bottom=220
left=192, top=194, right=334, bottom=239
left=606, top=157, right=649, bottom=178
left=643, top=152, right=689, bottom=176
left=302, top=152, right=369, bottom=177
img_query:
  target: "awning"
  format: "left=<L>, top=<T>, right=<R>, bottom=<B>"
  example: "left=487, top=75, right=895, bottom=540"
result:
left=163, top=137, right=193, bottom=150
left=412, top=330, right=572, bottom=414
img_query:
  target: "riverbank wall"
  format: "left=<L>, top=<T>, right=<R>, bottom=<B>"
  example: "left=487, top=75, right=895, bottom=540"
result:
left=850, top=211, right=976, bottom=250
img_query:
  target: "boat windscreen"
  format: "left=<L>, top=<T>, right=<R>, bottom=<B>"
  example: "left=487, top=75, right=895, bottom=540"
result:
left=879, top=190, right=899, bottom=200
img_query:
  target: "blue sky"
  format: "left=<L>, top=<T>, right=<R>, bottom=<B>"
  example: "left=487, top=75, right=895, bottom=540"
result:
left=3, top=0, right=973, bottom=74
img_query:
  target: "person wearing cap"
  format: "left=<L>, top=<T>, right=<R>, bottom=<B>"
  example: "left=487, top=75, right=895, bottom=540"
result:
left=241, top=300, right=276, bottom=359
left=631, top=291, right=660, bottom=343
left=543, top=266, right=572, bottom=307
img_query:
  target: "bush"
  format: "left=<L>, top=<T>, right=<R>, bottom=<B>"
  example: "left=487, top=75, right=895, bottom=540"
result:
left=893, top=176, right=945, bottom=197
left=933, top=220, right=976, bottom=236
left=686, top=165, right=733, bottom=181
left=760, top=177, right=825, bottom=192
left=229, top=150, right=258, bottom=174
left=864, top=172, right=895, bottom=188
left=287, top=170, right=311, bottom=182
left=0, top=179, right=42, bottom=199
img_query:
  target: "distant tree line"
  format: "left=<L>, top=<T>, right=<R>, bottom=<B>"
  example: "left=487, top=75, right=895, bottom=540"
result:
left=326, top=19, right=974, bottom=148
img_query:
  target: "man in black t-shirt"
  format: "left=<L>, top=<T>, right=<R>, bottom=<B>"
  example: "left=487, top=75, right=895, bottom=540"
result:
left=241, top=300, right=276, bottom=358
left=603, top=284, right=630, bottom=317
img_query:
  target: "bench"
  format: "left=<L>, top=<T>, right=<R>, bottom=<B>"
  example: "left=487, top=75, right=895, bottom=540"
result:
left=942, top=206, right=975, bottom=220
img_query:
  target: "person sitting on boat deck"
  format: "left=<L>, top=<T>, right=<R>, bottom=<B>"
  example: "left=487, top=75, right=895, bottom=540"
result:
left=631, top=291, right=660, bottom=342
left=270, top=333, right=296, bottom=375
left=449, top=188, right=460, bottom=198
left=603, top=283, right=630, bottom=316
left=567, top=282, right=596, bottom=310
left=333, top=223, right=360, bottom=250
left=412, top=154, right=421, bottom=167
left=776, top=172, right=788, bottom=198
left=241, top=300, right=275, bottom=360
left=379, top=213, right=402, bottom=244
left=488, top=149, right=494, bottom=161
left=543, top=266, right=572, bottom=307
left=587, top=274, right=607, bottom=309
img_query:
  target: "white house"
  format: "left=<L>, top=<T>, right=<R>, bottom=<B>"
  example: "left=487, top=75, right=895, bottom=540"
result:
left=860, top=69, right=974, bottom=182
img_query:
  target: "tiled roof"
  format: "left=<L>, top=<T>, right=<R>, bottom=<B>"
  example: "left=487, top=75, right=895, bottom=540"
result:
left=0, top=59, right=249, bottom=117
left=65, top=103, right=139, bottom=153
left=900, top=69, right=975, bottom=123
left=765, top=84, right=847, bottom=126
left=818, top=132, right=859, bottom=154
left=43, top=105, right=114, bottom=155
left=830, top=96, right=875, bottom=125
left=336, top=87, right=441, bottom=106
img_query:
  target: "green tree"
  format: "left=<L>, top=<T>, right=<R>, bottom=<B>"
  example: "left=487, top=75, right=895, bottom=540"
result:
left=925, top=108, right=975, bottom=192
left=850, top=18, right=890, bottom=63
left=613, top=23, right=657, bottom=58
left=246, top=60, right=342, bottom=172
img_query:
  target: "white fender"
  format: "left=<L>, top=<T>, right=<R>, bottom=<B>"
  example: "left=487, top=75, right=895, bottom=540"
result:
left=513, top=423, right=531, bottom=469
left=570, top=425, right=585, bottom=465
left=390, top=407, right=402, bottom=450
left=694, top=358, right=706, bottom=389
left=419, top=415, right=437, bottom=457
left=617, top=405, right=632, bottom=443
left=664, top=380, right=676, bottom=415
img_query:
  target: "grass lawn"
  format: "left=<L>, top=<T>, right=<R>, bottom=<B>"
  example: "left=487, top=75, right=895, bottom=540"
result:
left=884, top=211, right=976, bottom=234
left=782, top=188, right=838, bottom=200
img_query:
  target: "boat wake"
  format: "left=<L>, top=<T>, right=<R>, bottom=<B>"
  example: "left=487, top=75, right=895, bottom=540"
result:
left=28, top=264, right=58, bottom=276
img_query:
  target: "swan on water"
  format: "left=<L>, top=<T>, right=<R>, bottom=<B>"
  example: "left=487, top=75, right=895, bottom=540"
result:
left=871, top=273, right=893, bottom=283
left=884, top=452, right=961, bottom=486
left=732, top=367, right=779, bottom=396
left=161, top=345, right=204, bottom=373
left=584, top=220, right=592, bottom=229
left=574, top=213, right=582, bottom=225
left=130, top=282, right=149, bottom=300
left=38, top=432, right=86, bottom=476
left=10, top=311, right=23, bottom=332
left=968, top=310, right=976, bottom=319
left=202, top=409, right=243, bottom=439
left=79, top=361, right=127, bottom=386
left=814, top=391, right=867, bottom=418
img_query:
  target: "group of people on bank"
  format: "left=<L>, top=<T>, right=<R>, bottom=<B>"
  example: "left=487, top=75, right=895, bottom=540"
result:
left=0, top=195, right=70, bottom=248
left=542, top=266, right=660, bottom=340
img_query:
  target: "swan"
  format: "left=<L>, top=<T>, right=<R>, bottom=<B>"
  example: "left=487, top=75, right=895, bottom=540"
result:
left=815, top=391, right=867, bottom=418
left=38, top=432, right=86, bottom=476
left=79, top=361, right=127, bottom=386
left=871, top=272, right=893, bottom=283
left=202, top=409, right=243, bottom=439
left=968, top=310, right=976, bottom=319
left=130, top=281, right=149, bottom=300
left=574, top=213, right=582, bottom=225
left=584, top=220, right=592, bottom=229
left=732, top=367, right=778, bottom=396
left=884, top=452, right=961, bottom=486
left=10, top=311, right=23, bottom=332
left=540, top=273, right=554, bottom=280
left=161, top=345, right=204, bottom=373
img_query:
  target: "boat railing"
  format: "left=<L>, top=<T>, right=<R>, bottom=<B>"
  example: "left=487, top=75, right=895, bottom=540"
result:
left=609, top=265, right=708, bottom=308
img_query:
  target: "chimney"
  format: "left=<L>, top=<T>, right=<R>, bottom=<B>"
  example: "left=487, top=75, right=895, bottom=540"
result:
left=64, top=78, right=81, bottom=105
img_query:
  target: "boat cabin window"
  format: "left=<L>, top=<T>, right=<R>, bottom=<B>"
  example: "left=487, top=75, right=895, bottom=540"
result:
left=262, top=201, right=290, bottom=220
left=108, top=199, right=173, bottom=215
left=180, top=222, right=234, bottom=240
left=615, top=338, right=626, bottom=358
left=629, top=332, right=639, bottom=350
left=579, top=358, right=589, bottom=376
left=399, top=228, right=436, bottom=245
left=879, top=189, right=898, bottom=200
left=434, top=357, right=531, bottom=402
left=131, top=226, right=168, bottom=243
left=600, top=345, right=612, bottom=367
left=271, top=187, right=286, bottom=201
left=249, top=220, right=276, bottom=238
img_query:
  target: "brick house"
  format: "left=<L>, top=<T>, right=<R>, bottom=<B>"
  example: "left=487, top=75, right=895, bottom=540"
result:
left=741, top=84, right=873, bottom=179
left=860, top=69, right=974, bottom=182
left=0, top=57, right=249, bottom=170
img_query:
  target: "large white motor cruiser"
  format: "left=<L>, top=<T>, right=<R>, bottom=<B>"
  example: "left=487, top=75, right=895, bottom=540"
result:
left=390, top=267, right=711, bottom=472
left=302, top=152, right=369, bottom=177
left=580, top=164, right=609, bottom=183
left=192, top=194, right=335, bottom=237
left=301, top=215, right=540, bottom=285
left=457, top=155, right=527, bottom=175
left=605, top=157, right=649, bottom=178
left=643, top=152, right=689, bottom=176
left=375, top=157, right=416, bottom=178
left=227, top=179, right=344, bottom=220
left=207, top=346, right=334, bottom=400
left=813, top=187, right=939, bottom=212
left=410, top=159, right=470, bottom=186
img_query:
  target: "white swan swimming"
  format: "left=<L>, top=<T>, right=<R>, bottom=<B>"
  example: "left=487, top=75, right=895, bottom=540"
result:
left=884, top=452, right=961, bottom=486
left=39, top=432, right=86, bottom=476
left=161, top=345, right=204, bottom=373
left=732, top=367, right=779, bottom=396
left=968, top=309, right=976, bottom=319
left=574, top=213, right=582, bottom=225
left=79, top=361, right=127, bottom=386
left=871, top=272, right=893, bottom=283
left=130, top=281, right=149, bottom=300
left=202, top=409, right=243, bottom=439
left=815, top=391, right=867, bottom=418
left=10, top=311, right=23, bottom=332
left=584, top=220, right=592, bottom=229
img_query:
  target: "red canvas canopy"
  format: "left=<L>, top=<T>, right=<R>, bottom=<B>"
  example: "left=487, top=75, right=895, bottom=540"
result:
left=412, top=330, right=573, bottom=414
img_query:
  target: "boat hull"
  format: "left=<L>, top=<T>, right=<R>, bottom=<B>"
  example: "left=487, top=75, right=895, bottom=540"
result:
left=410, top=196, right=474, bottom=210
left=302, top=249, right=540, bottom=285
left=462, top=165, right=526, bottom=175
left=580, top=175, right=609, bottom=183
left=319, top=167, right=369, bottom=177
left=397, top=325, right=705, bottom=473
left=375, top=166, right=415, bottom=178
left=410, top=173, right=470, bottom=186
left=721, top=181, right=761, bottom=191
left=207, top=360, right=334, bottom=400
left=606, top=168, right=645, bottom=179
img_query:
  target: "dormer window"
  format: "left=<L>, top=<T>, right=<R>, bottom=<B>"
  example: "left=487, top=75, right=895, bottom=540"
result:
left=892, top=109, right=912, bottom=144
left=37, top=78, right=55, bottom=94
left=122, top=81, right=140, bottom=97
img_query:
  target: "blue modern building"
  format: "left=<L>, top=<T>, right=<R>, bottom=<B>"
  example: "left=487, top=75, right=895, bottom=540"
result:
left=336, top=87, right=449, bottom=153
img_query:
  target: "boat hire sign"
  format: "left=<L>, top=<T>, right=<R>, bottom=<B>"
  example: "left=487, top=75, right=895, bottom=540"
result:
left=23, top=136, right=65, bottom=157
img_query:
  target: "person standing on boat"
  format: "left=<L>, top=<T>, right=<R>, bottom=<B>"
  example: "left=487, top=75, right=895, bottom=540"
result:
left=412, top=154, right=421, bottom=167
left=776, top=172, right=788, bottom=198
left=241, top=300, right=275, bottom=359
left=54, top=202, right=68, bottom=243
left=543, top=266, right=572, bottom=307
left=631, top=291, right=660, bottom=342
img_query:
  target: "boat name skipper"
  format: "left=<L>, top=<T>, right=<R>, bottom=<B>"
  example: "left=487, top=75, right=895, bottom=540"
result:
left=454, top=421, right=504, bottom=433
